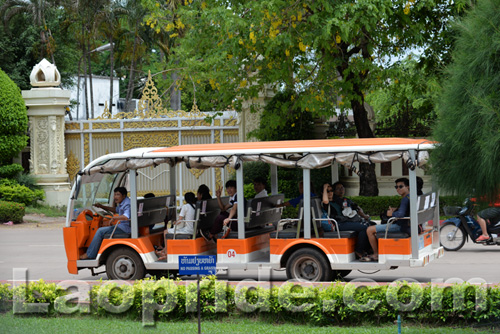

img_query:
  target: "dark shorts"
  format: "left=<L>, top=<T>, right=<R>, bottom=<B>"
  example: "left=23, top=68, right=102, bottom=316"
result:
left=477, top=207, right=500, bottom=224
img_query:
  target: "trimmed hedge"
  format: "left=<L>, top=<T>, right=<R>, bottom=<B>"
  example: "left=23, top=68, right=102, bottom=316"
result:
left=0, top=68, right=28, bottom=166
left=0, top=179, right=44, bottom=206
left=1, top=278, right=499, bottom=326
left=0, top=200, right=25, bottom=223
left=275, top=194, right=464, bottom=218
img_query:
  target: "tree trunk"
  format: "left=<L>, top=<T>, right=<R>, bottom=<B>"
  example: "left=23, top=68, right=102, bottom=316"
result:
left=87, top=40, right=95, bottom=119
left=351, top=97, right=379, bottom=196
left=170, top=69, right=181, bottom=111
left=125, top=31, right=139, bottom=112
left=82, top=45, right=89, bottom=120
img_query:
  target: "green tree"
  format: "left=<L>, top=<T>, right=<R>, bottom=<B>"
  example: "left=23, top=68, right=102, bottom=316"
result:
left=250, top=90, right=315, bottom=141
left=432, top=0, right=500, bottom=199
left=148, top=0, right=469, bottom=196
left=367, top=58, right=439, bottom=137
left=0, top=0, right=56, bottom=63
left=0, top=68, right=28, bottom=177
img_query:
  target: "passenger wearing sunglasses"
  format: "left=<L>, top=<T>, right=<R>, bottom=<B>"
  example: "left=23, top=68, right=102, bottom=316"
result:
left=362, top=178, right=411, bottom=262
left=322, top=181, right=371, bottom=258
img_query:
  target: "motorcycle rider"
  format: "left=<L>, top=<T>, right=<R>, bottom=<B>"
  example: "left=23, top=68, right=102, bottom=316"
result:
left=476, top=207, right=500, bottom=242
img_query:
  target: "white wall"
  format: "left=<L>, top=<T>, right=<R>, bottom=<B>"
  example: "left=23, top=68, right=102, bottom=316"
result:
left=68, top=75, right=120, bottom=120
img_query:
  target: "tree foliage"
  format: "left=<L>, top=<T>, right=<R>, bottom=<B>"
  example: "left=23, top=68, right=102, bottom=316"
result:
left=144, top=0, right=469, bottom=196
left=0, top=68, right=28, bottom=167
left=367, top=58, right=439, bottom=137
left=432, top=0, right=500, bottom=199
left=249, top=90, right=315, bottom=141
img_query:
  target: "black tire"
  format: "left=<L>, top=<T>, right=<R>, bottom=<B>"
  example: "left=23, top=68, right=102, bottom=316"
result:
left=106, top=247, right=146, bottom=280
left=286, top=248, right=333, bottom=282
left=333, top=270, right=352, bottom=280
left=440, top=222, right=466, bottom=251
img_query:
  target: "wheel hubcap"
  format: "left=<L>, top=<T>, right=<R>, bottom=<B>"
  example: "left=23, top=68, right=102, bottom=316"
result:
left=296, top=258, right=320, bottom=280
left=113, top=257, right=135, bottom=279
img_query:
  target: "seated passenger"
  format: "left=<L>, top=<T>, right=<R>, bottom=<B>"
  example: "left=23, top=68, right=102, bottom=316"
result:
left=156, top=192, right=197, bottom=260
left=476, top=207, right=500, bottom=242
left=323, top=182, right=370, bottom=259
left=364, top=178, right=411, bottom=262
left=277, top=181, right=316, bottom=208
left=201, top=180, right=243, bottom=242
left=253, top=176, right=268, bottom=198
left=197, top=184, right=212, bottom=201
left=80, top=187, right=131, bottom=260
left=329, top=181, right=370, bottom=222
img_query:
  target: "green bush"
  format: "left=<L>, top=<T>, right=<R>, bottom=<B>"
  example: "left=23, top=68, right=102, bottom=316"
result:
left=0, top=163, right=24, bottom=178
left=0, top=68, right=28, bottom=166
left=0, top=200, right=25, bottom=223
left=0, top=179, right=44, bottom=206
left=351, top=196, right=402, bottom=216
left=15, top=173, right=42, bottom=191
left=1, top=278, right=499, bottom=326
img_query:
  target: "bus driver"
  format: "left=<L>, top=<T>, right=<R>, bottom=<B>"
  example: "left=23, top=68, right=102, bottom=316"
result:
left=80, top=187, right=131, bottom=260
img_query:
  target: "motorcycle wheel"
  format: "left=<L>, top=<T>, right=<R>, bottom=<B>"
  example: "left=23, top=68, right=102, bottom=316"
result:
left=440, top=222, right=466, bottom=251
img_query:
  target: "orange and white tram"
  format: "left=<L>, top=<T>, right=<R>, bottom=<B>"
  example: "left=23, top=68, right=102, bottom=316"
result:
left=63, top=138, right=444, bottom=281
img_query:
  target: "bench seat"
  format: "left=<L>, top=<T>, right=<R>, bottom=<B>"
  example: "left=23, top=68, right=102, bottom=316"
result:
left=270, top=228, right=357, bottom=239
left=376, top=231, right=409, bottom=239
left=103, top=232, right=131, bottom=239
left=216, top=225, right=275, bottom=239
left=165, top=233, right=196, bottom=240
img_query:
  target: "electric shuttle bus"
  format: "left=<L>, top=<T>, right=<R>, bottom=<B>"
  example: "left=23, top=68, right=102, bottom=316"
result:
left=63, top=137, right=444, bottom=281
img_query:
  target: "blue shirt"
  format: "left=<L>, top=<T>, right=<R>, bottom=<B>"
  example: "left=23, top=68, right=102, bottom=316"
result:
left=393, top=195, right=411, bottom=233
left=392, top=195, right=410, bottom=218
left=288, top=193, right=316, bottom=208
left=116, top=197, right=131, bottom=233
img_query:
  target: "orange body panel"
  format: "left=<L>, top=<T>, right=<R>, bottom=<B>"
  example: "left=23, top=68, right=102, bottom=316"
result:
left=167, top=237, right=217, bottom=255
left=100, top=236, right=157, bottom=255
left=270, top=238, right=355, bottom=256
left=379, top=238, right=411, bottom=255
left=217, top=234, right=270, bottom=255
left=63, top=227, right=79, bottom=274
left=379, top=231, right=433, bottom=255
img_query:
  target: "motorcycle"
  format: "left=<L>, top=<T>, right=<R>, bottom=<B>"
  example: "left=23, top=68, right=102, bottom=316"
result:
left=440, top=199, right=500, bottom=251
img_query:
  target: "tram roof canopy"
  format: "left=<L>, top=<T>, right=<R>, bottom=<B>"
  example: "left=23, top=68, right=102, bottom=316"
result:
left=82, top=137, right=435, bottom=175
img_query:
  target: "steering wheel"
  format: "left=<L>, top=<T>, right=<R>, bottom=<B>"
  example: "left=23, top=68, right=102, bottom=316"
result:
left=92, top=204, right=114, bottom=218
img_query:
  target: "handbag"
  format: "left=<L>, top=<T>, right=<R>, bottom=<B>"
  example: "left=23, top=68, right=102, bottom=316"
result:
left=321, top=206, right=335, bottom=232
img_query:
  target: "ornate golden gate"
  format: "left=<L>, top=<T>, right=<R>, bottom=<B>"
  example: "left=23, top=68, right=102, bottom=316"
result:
left=64, top=72, right=239, bottom=197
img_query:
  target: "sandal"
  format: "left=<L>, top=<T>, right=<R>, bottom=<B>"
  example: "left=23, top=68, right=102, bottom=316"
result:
left=359, top=255, right=378, bottom=262
left=476, top=235, right=490, bottom=242
left=155, top=249, right=166, bottom=257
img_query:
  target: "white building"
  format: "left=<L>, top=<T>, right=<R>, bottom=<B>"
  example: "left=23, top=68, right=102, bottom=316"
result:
left=68, top=75, right=121, bottom=120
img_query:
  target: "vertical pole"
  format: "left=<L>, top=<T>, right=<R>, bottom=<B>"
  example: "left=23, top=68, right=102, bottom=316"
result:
left=197, top=273, right=201, bottom=334
left=271, top=164, right=278, bottom=195
left=331, top=161, right=339, bottom=184
left=129, top=169, right=138, bottom=239
left=236, top=163, right=245, bottom=239
left=170, top=163, right=177, bottom=202
left=303, top=169, right=311, bottom=239
left=409, top=150, right=418, bottom=259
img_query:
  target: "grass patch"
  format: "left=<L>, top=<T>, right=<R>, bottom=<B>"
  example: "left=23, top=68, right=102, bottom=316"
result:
left=24, top=204, right=67, bottom=217
left=0, top=313, right=497, bottom=334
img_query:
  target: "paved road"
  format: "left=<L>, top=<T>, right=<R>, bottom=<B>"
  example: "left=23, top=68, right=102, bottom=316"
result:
left=0, top=223, right=498, bottom=283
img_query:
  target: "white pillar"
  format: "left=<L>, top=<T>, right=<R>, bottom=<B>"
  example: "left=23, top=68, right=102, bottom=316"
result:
left=22, top=59, right=71, bottom=207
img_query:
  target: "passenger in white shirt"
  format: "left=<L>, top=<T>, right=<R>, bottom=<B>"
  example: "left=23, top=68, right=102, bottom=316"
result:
left=156, top=192, right=196, bottom=260
left=253, top=176, right=268, bottom=198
